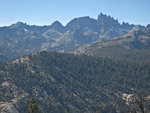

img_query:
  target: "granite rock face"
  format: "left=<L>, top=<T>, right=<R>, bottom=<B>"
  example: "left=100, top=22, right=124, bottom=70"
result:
left=0, top=13, right=138, bottom=62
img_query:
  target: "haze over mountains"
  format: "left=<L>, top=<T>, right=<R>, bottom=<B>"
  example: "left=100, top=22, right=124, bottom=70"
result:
left=0, top=13, right=143, bottom=62
left=74, top=25, right=150, bottom=61
left=0, top=13, right=150, bottom=113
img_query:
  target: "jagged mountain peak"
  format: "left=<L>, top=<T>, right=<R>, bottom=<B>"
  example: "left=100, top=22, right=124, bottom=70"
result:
left=51, top=21, right=63, bottom=27
left=66, top=16, right=97, bottom=31
left=97, top=13, right=121, bottom=29
left=147, top=24, right=150, bottom=28
left=121, top=21, right=132, bottom=28
left=10, top=22, right=27, bottom=28
left=67, top=16, right=95, bottom=23
left=50, top=20, right=64, bottom=31
left=98, top=13, right=115, bottom=20
left=0, top=13, right=143, bottom=62
left=145, top=24, right=150, bottom=33
left=15, top=21, right=26, bottom=25
left=132, top=25, right=145, bottom=31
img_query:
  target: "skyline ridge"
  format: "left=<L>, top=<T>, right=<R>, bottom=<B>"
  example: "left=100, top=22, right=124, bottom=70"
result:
left=1, top=13, right=148, bottom=27
left=0, top=0, right=149, bottom=27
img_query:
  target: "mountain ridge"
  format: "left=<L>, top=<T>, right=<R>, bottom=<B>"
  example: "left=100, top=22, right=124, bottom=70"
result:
left=73, top=25, right=150, bottom=61
left=0, top=13, right=144, bottom=62
left=0, top=51, right=150, bottom=113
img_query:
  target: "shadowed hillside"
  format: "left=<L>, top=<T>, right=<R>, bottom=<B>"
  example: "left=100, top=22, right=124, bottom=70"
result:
left=0, top=51, right=150, bottom=113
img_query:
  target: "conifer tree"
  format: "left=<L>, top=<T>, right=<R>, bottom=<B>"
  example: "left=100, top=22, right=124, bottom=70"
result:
left=27, top=95, right=38, bottom=113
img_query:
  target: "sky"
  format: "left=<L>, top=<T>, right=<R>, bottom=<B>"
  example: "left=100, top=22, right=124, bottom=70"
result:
left=0, top=0, right=150, bottom=27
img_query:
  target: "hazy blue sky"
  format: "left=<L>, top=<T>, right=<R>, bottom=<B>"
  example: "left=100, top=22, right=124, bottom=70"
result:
left=0, top=0, right=150, bottom=26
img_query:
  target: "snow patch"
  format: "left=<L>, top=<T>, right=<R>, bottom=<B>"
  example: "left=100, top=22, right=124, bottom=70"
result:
left=23, top=28, right=28, bottom=32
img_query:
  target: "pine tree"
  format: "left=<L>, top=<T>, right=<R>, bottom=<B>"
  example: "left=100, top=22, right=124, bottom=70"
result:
left=96, top=109, right=100, bottom=113
left=27, top=95, right=38, bottom=113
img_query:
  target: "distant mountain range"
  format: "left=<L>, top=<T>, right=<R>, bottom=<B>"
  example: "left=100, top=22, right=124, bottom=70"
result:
left=1, top=13, right=150, bottom=113
left=0, top=13, right=143, bottom=62
left=74, top=25, right=150, bottom=61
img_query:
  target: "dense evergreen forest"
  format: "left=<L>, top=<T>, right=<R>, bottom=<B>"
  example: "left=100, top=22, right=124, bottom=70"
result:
left=0, top=51, right=150, bottom=113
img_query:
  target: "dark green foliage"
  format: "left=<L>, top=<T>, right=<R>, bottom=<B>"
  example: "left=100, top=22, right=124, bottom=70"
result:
left=96, top=109, right=100, bottom=113
left=27, top=95, right=38, bottom=113
left=83, top=46, right=150, bottom=62
left=0, top=51, right=150, bottom=113
left=101, top=104, right=117, bottom=113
